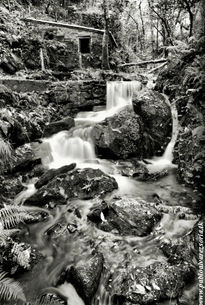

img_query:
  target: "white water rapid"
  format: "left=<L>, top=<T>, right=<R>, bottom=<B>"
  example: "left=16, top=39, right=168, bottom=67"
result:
left=144, top=95, right=179, bottom=173
left=43, top=81, right=142, bottom=169
left=40, top=48, right=45, bottom=71
left=43, top=80, right=178, bottom=176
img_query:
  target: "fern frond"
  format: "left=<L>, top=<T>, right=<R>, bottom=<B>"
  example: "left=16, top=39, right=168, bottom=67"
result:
left=11, top=242, right=31, bottom=269
left=0, top=271, right=26, bottom=302
left=0, top=206, right=33, bottom=229
left=0, top=139, right=12, bottom=162
left=0, top=222, right=7, bottom=246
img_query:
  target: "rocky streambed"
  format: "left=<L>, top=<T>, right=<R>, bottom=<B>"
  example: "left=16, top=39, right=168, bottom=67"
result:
left=0, top=80, right=203, bottom=305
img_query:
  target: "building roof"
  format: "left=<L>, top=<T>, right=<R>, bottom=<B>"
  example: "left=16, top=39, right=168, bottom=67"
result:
left=23, top=17, right=105, bottom=34
left=22, top=17, right=118, bottom=47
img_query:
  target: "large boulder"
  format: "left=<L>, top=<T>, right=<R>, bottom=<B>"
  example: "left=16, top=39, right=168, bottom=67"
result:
left=0, top=106, right=54, bottom=148
left=35, top=163, right=76, bottom=189
left=133, top=89, right=172, bottom=156
left=66, top=252, right=104, bottom=305
left=6, top=143, right=42, bottom=175
left=1, top=52, right=23, bottom=74
left=43, top=116, right=75, bottom=137
left=8, top=114, right=43, bottom=148
left=92, top=108, right=144, bottom=159
left=175, top=126, right=205, bottom=195
left=0, top=175, right=24, bottom=203
left=25, top=168, right=118, bottom=206
left=0, top=84, right=16, bottom=108
left=88, top=197, right=162, bottom=236
left=111, top=262, right=194, bottom=305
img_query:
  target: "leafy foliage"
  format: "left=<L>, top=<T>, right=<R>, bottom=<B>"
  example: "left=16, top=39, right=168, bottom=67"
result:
left=0, top=138, right=13, bottom=173
left=11, top=242, right=31, bottom=270
left=183, top=54, right=205, bottom=93
left=0, top=270, right=26, bottom=303
left=0, top=206, right=34, bottom=230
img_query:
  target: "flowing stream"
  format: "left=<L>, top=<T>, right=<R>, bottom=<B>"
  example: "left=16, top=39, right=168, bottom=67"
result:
left=17, top=81, right=199, bottom=305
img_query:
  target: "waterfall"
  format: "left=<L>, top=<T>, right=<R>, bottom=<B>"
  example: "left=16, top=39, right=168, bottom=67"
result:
left=145, top=96, right=179, bottom=173
left=40, top=48, right=45, bottom=71
left=162, top=100, right=178, bottom=162
left=106, top=81, right=142, bottom=110
left=44, top=81, right=141, bottom=169
left=44, top=128, right=96, bottom=169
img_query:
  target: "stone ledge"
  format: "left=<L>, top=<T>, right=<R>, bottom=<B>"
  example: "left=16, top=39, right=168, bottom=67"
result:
left=0, top=78, right=52, bottom=93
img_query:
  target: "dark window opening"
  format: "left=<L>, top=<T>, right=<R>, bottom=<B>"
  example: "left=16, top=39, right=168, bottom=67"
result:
left=79, top=37, right=91, bottom=54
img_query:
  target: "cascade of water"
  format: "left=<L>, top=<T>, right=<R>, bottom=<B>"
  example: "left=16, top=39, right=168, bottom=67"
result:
left=58, top=282, right=85, bottom=305
left=40, top=48, right=45, bottom=71
left=44, top=128, right=96, bottom=169
left=162, top=100, right=178, bottom=161
left=145, top=96, right=179, bottom=173
left=45, top=81, right=141, bottom=169
left=106, top=81, right=142, bottom=110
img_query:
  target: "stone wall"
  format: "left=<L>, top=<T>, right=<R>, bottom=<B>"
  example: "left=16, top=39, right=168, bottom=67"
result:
left=47, top=80, right=106, bottom=114
left=26, top=20, right=104, bottom=70
left=0, top=78, right=51, bottom=92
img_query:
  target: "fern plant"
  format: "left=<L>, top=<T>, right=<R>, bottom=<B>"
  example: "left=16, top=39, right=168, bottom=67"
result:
left=0, top=138, right=13, bottom=173
left=0, top=270, right=26, bottom=303
left=0, top=206, right=34, bottom=230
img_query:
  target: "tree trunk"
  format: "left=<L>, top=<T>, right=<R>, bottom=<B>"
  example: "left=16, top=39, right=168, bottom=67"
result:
left=188, top=7, right=194, bottom=36
left=139, top=0, right=145, bottom=50
left=102, top=0, right=110, bottom=70
left=199, top=0, right=205, bottom=37
left=147, top=0, right=155, bottom=57
left=7, top=0, right=10, bottom=11
left=156, top=19, right=159, bottom=53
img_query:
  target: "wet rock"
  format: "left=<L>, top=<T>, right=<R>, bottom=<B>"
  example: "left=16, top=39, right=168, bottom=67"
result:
left=0, top=84, right=16, bottom=108
left=160, top=224, right=198, bottom=265
left=0, top=107, right=44, bottom=148
left=116, top=160, right=148, bottom=178
left=10, top=157, right=41, bottom=175
left=152, top=204, right=199, bottom=219
left=4, top=143, right=39, bottom=175
left=45, top=219, right=69, bottom=239
left=175, top=126, right=205, bottom=194
left=8, top=115, right=43, bottom=148
left=128, top=159, right=168, bottom=181
left=24, top=184, right=67, bottom=207
left=92, top=108, right=144, bottom=159
left=66, top=252, right=104, bottom=305
left=133, top=89, right=171, bottom=156
left=25, top=168, right=118, bottom=206
left=112, top=262, right=194, bottom=305
left=130, top=160, right=149, bottom=178
left=133, top=168, right=168, bottom=181
left=24, top=210, right=49, bottom=224
left=43, top=117, right=75, bottom=137
left=35, top=163, right=76, bottom=189
left=36, top=294, right=66, bottom=305
left=1, top=52, right=23, bottom=74
left=0, top=175, right=24, bottom=202
left=88, top=197, right=162, bottom=236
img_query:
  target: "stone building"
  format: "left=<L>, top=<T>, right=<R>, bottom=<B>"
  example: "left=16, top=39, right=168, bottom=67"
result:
left=23, top=18, right=116, bottom=70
